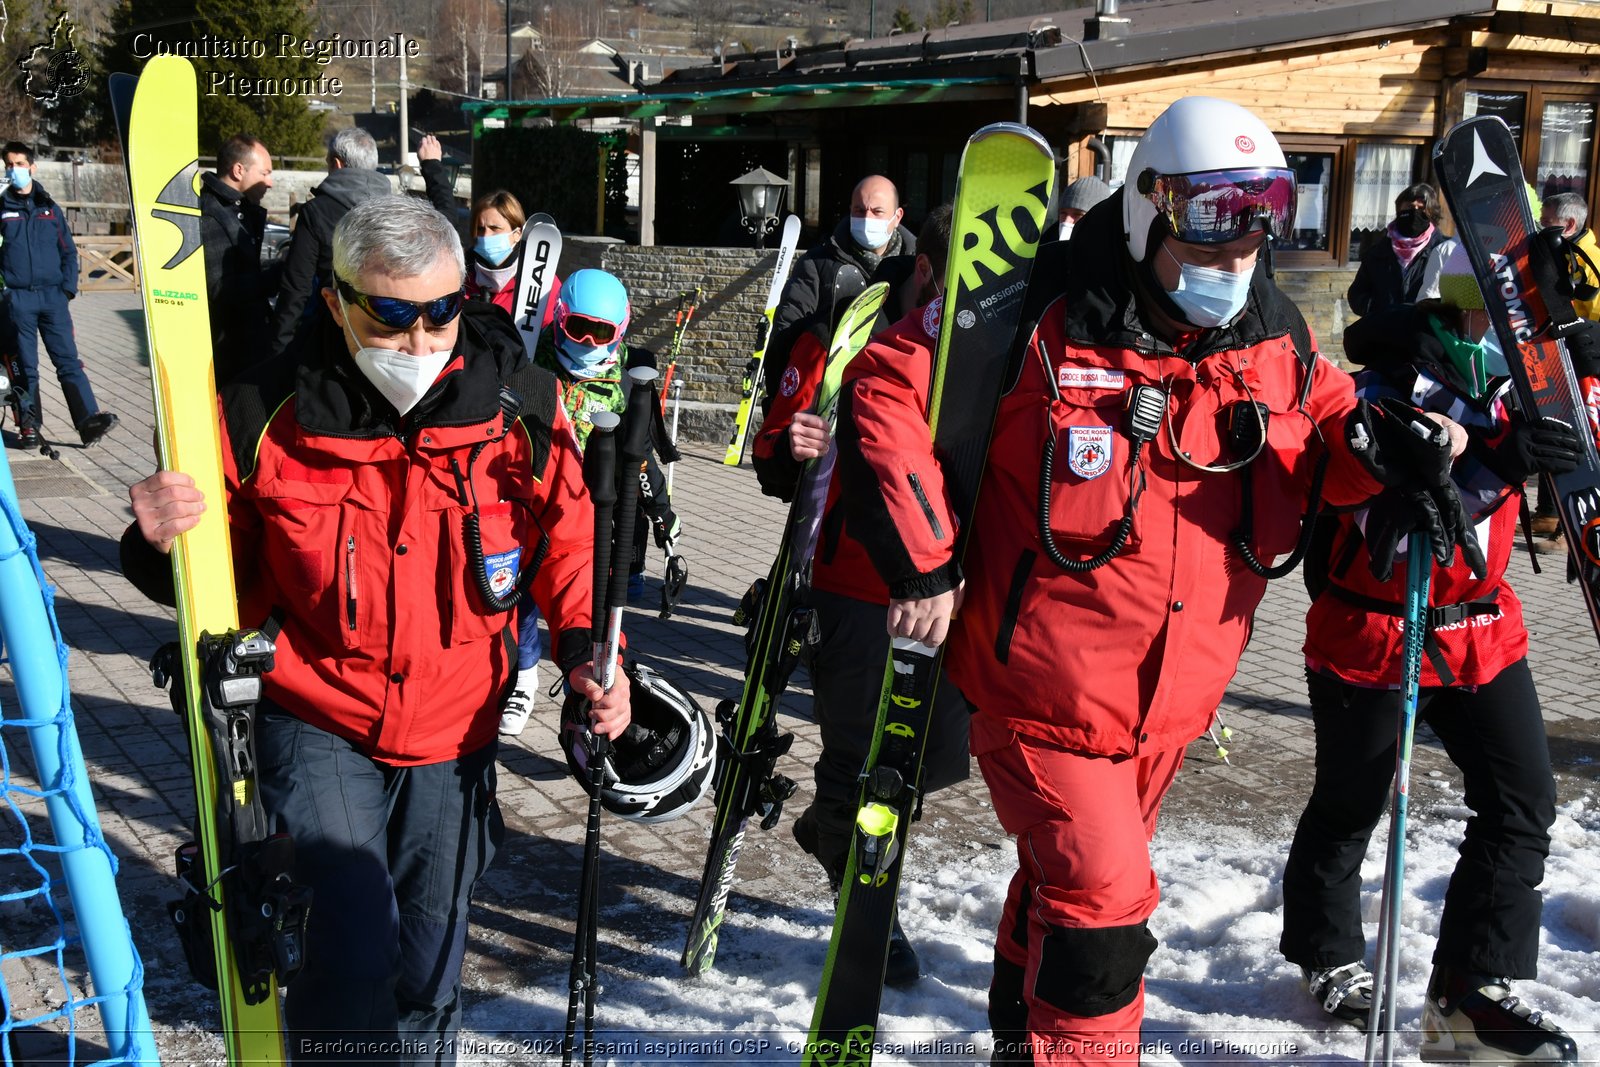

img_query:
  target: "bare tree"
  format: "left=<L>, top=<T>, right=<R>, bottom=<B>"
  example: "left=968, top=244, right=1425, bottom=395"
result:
left=466, top=0, right=501, bottom=95
left=431, top=0, right=474, bottom=94
left=348, top=0, right=395, bottom=111
left=688, top=0, right=733, bottom=53
left=523, top=0, right=604, bottom=99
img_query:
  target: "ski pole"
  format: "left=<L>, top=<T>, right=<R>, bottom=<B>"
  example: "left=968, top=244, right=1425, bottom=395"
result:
left=565, top=410, right=618, bottom=1067
left=1364, top=532, right=1432, bottom=1067
left=666, top=376, right=683, bottom=496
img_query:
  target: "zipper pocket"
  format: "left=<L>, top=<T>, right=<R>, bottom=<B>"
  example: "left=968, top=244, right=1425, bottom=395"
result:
left=345, top=535, right=358, bottom=631
left=907, top=473, right=946, bottom=541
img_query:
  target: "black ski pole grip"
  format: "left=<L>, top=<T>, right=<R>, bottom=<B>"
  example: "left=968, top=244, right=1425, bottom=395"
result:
left=583, top=411, right=620, bottom=644
left=608, top=367, right=656, bottom=610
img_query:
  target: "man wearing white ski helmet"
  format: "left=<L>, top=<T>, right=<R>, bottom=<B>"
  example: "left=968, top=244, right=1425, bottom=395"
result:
left=838, top=96, right=1481, bottom=1066
left=1122, top=95, right=1298, bottom=331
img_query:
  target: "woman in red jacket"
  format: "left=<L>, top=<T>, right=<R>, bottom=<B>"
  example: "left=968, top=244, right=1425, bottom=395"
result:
left=1281, top=243, right=1580, bottom=1063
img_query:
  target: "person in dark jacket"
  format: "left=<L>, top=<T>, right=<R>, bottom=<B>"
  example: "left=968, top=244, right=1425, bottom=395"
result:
left=268, top=130, right=456, bottom=357
left=1346, top=182, right=1450, bottom=317
left=199, top=133, right=274, bottom=381
left=0, top=141, right=117, bottom=450
left=122, top=195, right=631, bottom=1064
left=763, top=174, right=916, bottom=414
left=751, top=204, right=968, bottom=987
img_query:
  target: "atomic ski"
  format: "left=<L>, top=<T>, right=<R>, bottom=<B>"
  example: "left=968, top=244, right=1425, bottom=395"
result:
left=116, top=56, right=303, bottom=1065
left=682, top=281, right=892, bottom=975
left=723, top=215, right=802, bottom=466
left=804, top=123, right=1055, bottom=1066
left=1435, top=116, right=1600, bottom=644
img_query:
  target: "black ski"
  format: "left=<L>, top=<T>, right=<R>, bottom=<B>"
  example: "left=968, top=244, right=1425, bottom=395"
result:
left=1435, top=116, right=1600, bottom=643
left=681, top=281, right=892, bottom=975
left=804, top=123, right=1055, bottom=1066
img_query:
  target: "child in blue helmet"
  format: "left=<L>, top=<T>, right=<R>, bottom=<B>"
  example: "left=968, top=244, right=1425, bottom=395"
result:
left=500, top=268, right=682, bottom=736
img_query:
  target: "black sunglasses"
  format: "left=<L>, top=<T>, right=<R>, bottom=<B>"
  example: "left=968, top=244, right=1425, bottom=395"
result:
left=337, top=278, right=465, bottom=331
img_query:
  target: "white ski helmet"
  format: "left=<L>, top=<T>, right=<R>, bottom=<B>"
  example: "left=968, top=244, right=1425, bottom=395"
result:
left=559, top=663, right=715, bottom=824
left=1122, top=96, right=1296, bottom=263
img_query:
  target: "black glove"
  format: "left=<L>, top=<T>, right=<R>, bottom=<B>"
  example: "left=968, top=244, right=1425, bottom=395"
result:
left=1511, top=416, right=1584, bottom=478
left=1345, top=397, right=1454, bottom=489
left=652, top=509, right=681, bottom=550
left=1349, top=398, right=1488, bottom=580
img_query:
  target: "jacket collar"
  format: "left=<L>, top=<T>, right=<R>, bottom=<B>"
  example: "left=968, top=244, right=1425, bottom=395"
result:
left=200, top=170, right=245, bottom=207
left=294, top=302, right=520, bottom=447
left=2, top=180, right=53, bottom=211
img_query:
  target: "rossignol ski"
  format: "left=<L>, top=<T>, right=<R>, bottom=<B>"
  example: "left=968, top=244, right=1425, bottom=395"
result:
left=513, top=218, right=563, bottom=360
left=723, top=215, right=801, bottom=466
left=804, top=123, right=1055, bottom=1066
left=115, top=56, right=305, bottom=1065
left=682, top=281, right=892, bottom=975
left=1435, top=116, right=1600, bottom=643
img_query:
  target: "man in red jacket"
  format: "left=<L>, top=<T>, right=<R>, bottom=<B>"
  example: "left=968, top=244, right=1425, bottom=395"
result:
left=836, top=98, right=1478, bottom=1065
left=752, top=204, right=964, bottom=986
left=122, top=195, right=629, bottom=1063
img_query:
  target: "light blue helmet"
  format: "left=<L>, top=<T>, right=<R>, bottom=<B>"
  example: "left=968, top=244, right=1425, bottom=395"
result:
left=554, top=269, right=631, bottom=378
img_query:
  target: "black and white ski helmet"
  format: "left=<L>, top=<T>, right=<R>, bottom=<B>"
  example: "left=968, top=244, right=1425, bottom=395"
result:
left=559, top=662, right=716, bottom=824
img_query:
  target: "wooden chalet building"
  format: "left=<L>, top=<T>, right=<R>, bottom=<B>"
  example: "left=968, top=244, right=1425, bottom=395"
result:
left=468, top=0, right=1600, bottom=354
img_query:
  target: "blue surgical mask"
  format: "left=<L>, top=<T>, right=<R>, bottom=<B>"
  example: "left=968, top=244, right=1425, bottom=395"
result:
left=1163, top=244, right=1252, bottom=328
left=474, top=232, right=514, bottom=266
left=850, top=215, right=893, bottom=251
left=7, top=167, right=30, bottom=191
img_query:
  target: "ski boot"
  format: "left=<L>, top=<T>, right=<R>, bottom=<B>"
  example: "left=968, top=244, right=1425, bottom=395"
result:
left=1303, top=961, right=1373, bottom=1028
left=795, top=805, right=921, bottom=986
left=885, top=906, right=920, bottom=988
left=1421, top=967, right=1579, bottom=1063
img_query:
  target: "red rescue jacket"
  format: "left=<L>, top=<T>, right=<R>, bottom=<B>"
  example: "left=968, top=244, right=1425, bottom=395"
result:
left=217, top=303, right=592, bottom=766
left=1304, top=306, right=1530, bottom=687
left=837, top=224, right=1382, bottom=757
left=753, top=321, right=897, bottom=605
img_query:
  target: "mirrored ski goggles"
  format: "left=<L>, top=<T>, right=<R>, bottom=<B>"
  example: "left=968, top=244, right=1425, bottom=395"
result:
left=1141, top=167, right=1297, bottom=246
left=336, top=278, right=466, bottom=330
left=559, top=311, right=622, bottom=347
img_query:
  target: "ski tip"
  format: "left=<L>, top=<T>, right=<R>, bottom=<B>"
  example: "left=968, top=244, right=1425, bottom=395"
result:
left=968, top=122, right=1052, bottom=150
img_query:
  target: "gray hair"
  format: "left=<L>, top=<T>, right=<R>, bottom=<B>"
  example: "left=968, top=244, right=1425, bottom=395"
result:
left=332, top=196, right=465, bottom=286
left=1545, top=191, right=1588, bottom=230
left=327, top=127, right=379, bottom=171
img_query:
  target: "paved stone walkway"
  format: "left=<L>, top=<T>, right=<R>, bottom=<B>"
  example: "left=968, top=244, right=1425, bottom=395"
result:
left=2, top=291, right=1597, bottom=1063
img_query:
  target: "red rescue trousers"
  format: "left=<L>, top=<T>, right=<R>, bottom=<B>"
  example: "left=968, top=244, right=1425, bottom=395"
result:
left=974, top=715, right=1185, bottom=1066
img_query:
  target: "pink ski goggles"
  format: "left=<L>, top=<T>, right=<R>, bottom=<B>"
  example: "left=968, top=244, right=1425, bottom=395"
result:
left=1140, top=167, right=1298, bottom=245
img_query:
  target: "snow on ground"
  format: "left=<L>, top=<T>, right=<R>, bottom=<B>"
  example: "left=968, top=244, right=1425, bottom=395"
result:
left=462, top=791, right=1600, bottom=1066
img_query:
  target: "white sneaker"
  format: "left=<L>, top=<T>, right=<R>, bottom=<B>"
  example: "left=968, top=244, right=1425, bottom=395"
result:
left=498, top=667, right=539, bottom=736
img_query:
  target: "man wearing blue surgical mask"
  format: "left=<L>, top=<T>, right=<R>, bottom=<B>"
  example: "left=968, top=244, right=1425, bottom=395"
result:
left=0, top=140, right=117, bottom=451
left=766, top=174, right=916, bottom=417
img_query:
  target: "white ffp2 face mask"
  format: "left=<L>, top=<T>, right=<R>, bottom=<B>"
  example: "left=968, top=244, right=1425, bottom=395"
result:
left=339, top=294, right=453, bottom=415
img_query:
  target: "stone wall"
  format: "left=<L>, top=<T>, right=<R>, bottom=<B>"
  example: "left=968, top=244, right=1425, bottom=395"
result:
left=563, top=242, right=1367, bottom=443
left=560, top=237, right=788, bottom=444
left=1275, top=266, right=1360, bottom=368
